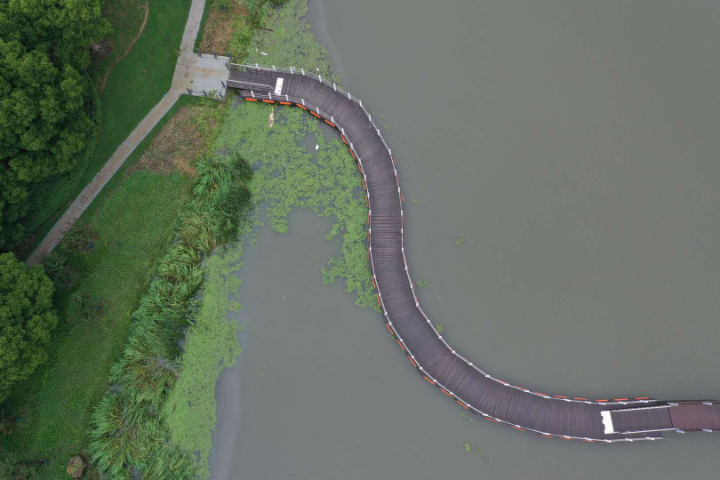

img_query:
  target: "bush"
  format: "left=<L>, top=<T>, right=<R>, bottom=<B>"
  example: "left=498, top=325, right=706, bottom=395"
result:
left=0, top=253, right=58, bottom=402
left=88, top=151, right=251, bottom=477
left=42, top=250, right=70, bottom=285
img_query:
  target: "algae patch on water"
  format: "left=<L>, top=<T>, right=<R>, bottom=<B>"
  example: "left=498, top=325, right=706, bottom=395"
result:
left=216, top=102, right=378, bottom=311
left=245, top=0, right=337, bottom=82
left=163, top=246, right=245, bottom=478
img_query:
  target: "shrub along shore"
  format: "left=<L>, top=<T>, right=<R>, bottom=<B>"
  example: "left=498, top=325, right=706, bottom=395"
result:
left=88, top=151, right=252, bottom=478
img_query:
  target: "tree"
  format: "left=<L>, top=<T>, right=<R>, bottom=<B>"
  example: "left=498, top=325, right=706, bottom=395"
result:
left=0, top=0, right=110, bottom=250
left=0, top=253, right=58, bottom=402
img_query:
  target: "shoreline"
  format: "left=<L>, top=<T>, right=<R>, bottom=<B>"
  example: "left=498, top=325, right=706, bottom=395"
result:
left=207, top=4, right=353, bottom=477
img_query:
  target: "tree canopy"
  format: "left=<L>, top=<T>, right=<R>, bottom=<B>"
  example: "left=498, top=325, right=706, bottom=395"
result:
left=0, top=0, right=109, bottom=250
left=0, top=252, right=57, bottom=402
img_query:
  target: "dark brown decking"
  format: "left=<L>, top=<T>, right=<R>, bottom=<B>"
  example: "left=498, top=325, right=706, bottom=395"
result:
left=670, top=402, right=720, bottom=432
left=608, top=406, right=674, bottom=434
left=227, top=65, right=719, bottom=443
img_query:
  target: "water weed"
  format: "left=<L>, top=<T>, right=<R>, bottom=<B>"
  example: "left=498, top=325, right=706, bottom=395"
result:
left=88, top=152, right=252, bottom=478
left=216, top=103, right=377, bottom=310
left=462, top=441, right=491, bottom=464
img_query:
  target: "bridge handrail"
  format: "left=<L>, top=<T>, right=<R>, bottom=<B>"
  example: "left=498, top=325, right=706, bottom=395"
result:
left=230, top=63, right=394, bottom=155
left=230, top=65, right=668, bottom=413
left=226, top=68, right=693, bottom=442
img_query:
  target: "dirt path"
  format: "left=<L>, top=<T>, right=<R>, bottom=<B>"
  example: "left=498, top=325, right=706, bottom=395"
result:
left=27, top=0, right=208, bottom=266
left=99, top=2, right=150, bottom=93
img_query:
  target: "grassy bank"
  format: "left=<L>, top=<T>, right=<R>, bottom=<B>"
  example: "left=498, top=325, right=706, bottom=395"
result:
left=20, top=0, right=193, bottom=259
left=0, top=98, right=224, bottom=479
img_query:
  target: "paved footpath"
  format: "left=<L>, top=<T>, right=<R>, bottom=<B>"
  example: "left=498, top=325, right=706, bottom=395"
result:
left=28, top=0, right=229, bottom=266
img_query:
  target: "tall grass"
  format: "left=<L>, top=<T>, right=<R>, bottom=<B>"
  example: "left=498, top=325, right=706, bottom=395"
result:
left=88, top=151, right=251, bottom=478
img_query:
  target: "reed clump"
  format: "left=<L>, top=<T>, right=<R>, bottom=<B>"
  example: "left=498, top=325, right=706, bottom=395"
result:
left=88, top=151, right=251, bottom=478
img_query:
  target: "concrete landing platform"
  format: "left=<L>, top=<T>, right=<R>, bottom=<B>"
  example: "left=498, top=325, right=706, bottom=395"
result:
left=190, top=54, right=231, bottom=99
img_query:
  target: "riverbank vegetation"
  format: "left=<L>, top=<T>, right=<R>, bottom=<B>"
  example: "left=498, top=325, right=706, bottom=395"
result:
left=0, top=98, right=222, bottom=478
left=89, top=149, right=251, bottom=479
left=197, top=0, right=295, bottom=63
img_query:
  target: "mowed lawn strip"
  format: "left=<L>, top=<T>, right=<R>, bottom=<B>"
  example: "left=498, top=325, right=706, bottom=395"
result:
left=23, top=0, right=193, bottom=257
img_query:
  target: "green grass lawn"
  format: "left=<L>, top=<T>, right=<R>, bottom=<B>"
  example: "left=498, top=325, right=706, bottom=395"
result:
left=90, top=0, right=148, bottom=89
left=2, top=172, right=192, bottom=479
left=21, top=0, right=193, bottom=259
left=0, top=96, right=225, bottom=479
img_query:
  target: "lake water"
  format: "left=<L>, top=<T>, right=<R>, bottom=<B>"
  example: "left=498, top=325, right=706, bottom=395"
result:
left=210, top=1, right=720, bottom=478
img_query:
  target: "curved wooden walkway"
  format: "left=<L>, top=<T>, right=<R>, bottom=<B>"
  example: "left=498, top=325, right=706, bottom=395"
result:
left=228, top=64, right=720, bottom=443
